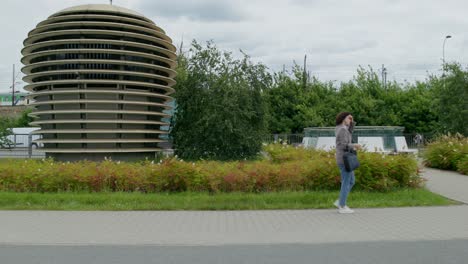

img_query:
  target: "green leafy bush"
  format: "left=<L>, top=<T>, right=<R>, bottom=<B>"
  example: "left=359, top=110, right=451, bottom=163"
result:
left=456, top=156, right=468, bottom=175
left=0, top=145, right=421, bottom=193
left=263, top=143, right=329, bottom=163
left=423, top=134, right=468, bottom=174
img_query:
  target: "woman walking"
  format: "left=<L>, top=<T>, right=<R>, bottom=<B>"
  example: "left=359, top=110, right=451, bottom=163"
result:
left=334, top=112, right=360, bottom=214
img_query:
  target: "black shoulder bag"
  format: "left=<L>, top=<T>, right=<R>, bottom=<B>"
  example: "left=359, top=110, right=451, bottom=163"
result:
left=343, top=146, right=360, bottom=172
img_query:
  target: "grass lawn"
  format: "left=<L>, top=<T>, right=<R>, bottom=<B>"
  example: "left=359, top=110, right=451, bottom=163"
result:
left=0, top=188, right=458, bottom=210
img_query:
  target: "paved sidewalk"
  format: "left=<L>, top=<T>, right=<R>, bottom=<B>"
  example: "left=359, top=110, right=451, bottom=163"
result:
left=422, top=167, right=468, bottom=204
left=0, top=167, right=467, bottom=246
left=0, top=205, right=467, bottom=246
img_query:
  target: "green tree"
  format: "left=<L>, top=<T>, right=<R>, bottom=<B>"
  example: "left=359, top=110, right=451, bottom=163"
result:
left=0, top=109, right=35, bottom=148
left=267, top=65, right=338, bottom=133
left=267, top=68, right=305, bottom=133
left=15, top=108, right=34, bottom=127
left=0, top=117, right=14, bottom=148
left=398, top=81, right=440, bottom=134
left=431, top=63, right=468, bottom=135
left=337, top=66, right=411, bottom=128
left=170, top=41, right=272, bottom=160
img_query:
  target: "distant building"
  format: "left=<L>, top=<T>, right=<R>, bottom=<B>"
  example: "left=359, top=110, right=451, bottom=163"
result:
left=0, top=92, right=29, bottom=106
left=21, top=4, right=177, bottom=161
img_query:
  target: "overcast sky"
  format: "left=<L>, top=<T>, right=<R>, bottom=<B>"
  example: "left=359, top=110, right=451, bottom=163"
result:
left=1, top=0, right=467, bottom=93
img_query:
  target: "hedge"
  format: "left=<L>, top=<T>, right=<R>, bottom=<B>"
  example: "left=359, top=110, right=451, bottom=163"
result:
left=0, top=145, right=421, bottom=193
left=423, top=134, right=468, bottom=175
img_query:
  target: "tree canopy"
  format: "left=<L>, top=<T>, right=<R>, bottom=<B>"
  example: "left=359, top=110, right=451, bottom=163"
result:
left=170, top=40, right=467, bottom=160
left=170, top=41, right=271, bottom=160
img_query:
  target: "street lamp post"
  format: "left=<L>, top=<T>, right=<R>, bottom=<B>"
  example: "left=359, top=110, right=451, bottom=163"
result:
left=442, top=35, right=452, bottom=71
left=442, top=35, right=452, bottom=90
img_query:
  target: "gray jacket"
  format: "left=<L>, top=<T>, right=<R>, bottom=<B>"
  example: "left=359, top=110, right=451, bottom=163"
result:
left=335, top=123, right=356, bottom=165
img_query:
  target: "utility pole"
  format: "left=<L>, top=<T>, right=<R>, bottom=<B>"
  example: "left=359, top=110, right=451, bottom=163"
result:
left=110, top=0, right=113, bottom=5
left=178, top=37, right=184, bottom=56
left=11, top=64, right=15, bottom=106
left=303, top=54, right=307, bottom=89
left=176, top=37, right=184, bottom=66
left=381, top=64, right=387, bottom=91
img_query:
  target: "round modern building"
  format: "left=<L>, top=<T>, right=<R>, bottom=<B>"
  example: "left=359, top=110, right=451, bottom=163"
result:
left=21, top=4, right=177, bottom=161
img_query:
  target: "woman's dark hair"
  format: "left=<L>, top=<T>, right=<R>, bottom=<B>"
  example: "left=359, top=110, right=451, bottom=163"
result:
left=336, top=112, right=352, bottom=125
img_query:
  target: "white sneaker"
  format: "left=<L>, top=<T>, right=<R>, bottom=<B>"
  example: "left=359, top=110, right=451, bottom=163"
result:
left=338, top=206, right=354, bottom=214
left=333, top=200, right=340, bottom=208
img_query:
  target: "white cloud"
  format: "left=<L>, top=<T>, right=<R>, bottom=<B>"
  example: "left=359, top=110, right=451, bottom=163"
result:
left=0, top=0, right=467, bottom=92
left=138, top=0, right=247, bottom=22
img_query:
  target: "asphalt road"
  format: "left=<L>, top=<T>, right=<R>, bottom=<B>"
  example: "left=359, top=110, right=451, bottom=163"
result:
left=2, top=239, right=467, bottom=264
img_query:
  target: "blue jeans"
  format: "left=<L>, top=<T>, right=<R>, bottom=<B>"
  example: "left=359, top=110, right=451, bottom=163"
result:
left=338, top=164, right=355, bottom=207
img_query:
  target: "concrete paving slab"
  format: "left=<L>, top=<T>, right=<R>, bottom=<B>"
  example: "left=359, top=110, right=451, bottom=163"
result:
left=0, top=205, right=467, bottom=246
